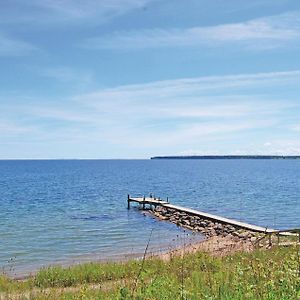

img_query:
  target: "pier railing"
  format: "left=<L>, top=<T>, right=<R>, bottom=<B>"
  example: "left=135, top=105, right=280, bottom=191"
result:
left=257, top=228, right=300, bottom=248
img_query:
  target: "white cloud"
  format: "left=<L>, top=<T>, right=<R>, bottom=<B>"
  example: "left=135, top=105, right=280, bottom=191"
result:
left=82, top=11, right=300, bottom=50
left=178, top=140, right=300, bottom=157
left=252, top=138, right=300, bottom=155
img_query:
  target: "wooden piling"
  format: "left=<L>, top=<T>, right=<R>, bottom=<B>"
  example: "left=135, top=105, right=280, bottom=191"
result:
left=127, top=194, right=130, bottom=209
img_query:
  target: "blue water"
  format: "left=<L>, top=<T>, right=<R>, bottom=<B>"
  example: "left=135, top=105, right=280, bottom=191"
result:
left=0, top=159, right=299, bottom=277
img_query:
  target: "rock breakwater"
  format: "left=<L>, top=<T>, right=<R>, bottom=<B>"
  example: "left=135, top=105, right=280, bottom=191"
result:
left=150, top=206, right=266, bottom=246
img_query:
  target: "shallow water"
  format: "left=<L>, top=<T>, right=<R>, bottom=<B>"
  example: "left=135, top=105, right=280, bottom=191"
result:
left=0, top=159, right=299, bottom=277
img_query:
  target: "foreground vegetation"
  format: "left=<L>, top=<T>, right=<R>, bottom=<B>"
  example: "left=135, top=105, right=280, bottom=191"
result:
left=0, top=245, right=299, bottom=299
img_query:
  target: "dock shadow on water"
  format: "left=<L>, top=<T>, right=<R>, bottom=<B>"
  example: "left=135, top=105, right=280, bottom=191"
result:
left=70, top=214, right=114, bottom=221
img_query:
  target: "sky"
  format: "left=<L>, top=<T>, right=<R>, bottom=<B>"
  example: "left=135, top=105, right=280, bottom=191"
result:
left=1, top=0, right=300, bottom=159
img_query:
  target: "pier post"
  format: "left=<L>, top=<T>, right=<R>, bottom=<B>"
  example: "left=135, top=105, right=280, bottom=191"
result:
left=268, top=234, right=272, bottom=247
left=143, top=195, right=145, bottom=210
left=127, top=194, right=130, bottom=209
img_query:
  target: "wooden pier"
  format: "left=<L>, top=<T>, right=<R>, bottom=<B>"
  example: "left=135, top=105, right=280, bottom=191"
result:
left=127, top=195, right=298, bottom=236
left=127, top=195, right=169, bottom=210
left=127, top=195, right=300, bottom=248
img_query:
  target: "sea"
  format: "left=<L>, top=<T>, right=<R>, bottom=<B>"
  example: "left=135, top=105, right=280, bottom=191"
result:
left=0, top=159, right=299, bottom=277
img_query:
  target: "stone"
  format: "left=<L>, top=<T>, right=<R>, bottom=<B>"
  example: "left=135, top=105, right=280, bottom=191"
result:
left=233, top=236, right=240, bottom=242
left=209, top=230, right=217, bottom=236
left=226, top=225, right=235, bottom=232
left=158, top=215, right=168, bottom=221
left=238, top=232, right=250, bottom=239
left=182, top=219, right=191, bottom=226
left=214, top=224, right=224, bottom=232
left=184, top=225, right=194, bottom=231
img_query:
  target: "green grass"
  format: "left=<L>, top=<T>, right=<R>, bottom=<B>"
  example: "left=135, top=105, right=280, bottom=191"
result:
left=0, top=246, right=299, bottom=299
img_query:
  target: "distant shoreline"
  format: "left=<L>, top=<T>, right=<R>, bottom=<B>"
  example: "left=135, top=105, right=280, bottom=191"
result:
left=151, top=155, right=300, bottom=160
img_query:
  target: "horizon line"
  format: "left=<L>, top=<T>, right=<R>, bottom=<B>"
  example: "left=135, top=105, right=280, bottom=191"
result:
left=1, top=154, right=300, bottom=161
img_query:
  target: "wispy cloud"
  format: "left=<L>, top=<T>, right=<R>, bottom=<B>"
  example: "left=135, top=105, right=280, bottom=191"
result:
left=15, top=70, right=295, bottom=131
left=0, top=34, right=37, bottom=56
left=119, top=120, right=277, bottom=148
left=1, top=70, right=300, bottom=156
left=82, top=11, right=300, bottom=50
left=76, top=70, right=300, bottom=106
left=0, top=0, right=152, bottom=26
left=68, top=70, right=300, bottom=145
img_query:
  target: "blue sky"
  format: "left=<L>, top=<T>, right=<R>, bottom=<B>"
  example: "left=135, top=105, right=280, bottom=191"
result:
left=1, top=0, right=300, bottom=159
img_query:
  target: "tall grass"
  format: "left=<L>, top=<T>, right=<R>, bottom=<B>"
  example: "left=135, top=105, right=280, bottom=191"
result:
left=0, top=245, right=299, bottom=299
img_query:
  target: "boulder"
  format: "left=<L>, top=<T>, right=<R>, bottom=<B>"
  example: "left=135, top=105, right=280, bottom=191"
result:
left=182, top=219, right=191, bottom=226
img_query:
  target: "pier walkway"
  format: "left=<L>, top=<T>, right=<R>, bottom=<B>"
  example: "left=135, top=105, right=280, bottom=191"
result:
left=127, top=195, right=276, bottom=233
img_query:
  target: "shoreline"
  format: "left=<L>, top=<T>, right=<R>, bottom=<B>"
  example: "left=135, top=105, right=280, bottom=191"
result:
left=6, top=226, right=204, bottom=280
left=3, top=205, right=295, bottom=281
left=9, top=234, right=249, bottom=281
left=5, top=210, right=269, bottom=281
left=7, top=234, right=254, bottom=282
